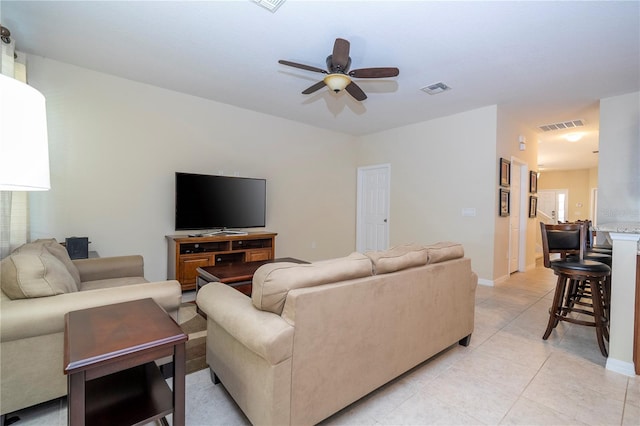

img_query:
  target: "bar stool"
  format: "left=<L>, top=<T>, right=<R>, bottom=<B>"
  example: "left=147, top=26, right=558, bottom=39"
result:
left=569, top=221, right=613, bottom=326
left=584, top=219, right=613, bottom=255
left=539, top=222, right=611, bottom=356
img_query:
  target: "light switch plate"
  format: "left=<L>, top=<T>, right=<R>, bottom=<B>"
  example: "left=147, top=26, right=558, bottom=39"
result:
left=462, top=208, right=476, bottom=217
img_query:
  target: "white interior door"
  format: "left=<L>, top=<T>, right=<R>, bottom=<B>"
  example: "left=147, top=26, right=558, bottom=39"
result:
left=538, top=189, right=568, bottom=223
left=356, top=164, right=390, bottom=252
left=509, top=162, right=521, bottom=273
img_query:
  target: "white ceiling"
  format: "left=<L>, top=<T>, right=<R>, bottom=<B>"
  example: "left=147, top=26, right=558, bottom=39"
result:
left=2, top=1, right=639, bottom=170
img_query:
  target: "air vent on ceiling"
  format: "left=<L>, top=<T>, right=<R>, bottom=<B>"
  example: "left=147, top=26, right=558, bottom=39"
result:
left=252, top=0, right=285, bottom=12
left=538, top=119, right=585, bottom=132
left=420, top=82, right=451, bottom=95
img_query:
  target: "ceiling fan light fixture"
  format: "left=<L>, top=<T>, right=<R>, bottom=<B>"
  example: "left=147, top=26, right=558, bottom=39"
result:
left=324, top=73, right=351, bottom=93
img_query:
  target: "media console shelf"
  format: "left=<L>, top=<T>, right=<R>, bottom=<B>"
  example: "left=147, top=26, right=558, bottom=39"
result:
left=166, top=232, right=277, bottom=291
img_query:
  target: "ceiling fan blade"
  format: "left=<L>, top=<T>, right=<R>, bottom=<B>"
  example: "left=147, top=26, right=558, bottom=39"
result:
left=345, top=81, right=367, bottom=101
left=332, top=38, right=351, bottom=70
left=278, top=60, right=327, bottom=74
left=302, top=80, right=327, bottom=95
left=349, top=67, right=400, bottom=78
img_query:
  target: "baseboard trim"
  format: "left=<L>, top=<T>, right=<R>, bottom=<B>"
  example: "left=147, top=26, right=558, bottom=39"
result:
left=478, top=278, right=495, bottom=287
left=605, top=358, right=636, bottom=377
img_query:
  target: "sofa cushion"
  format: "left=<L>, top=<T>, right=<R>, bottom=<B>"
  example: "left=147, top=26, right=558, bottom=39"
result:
left=14, top=239, right=81, bottom=287
left=79, top=276, right=149, bottom=291
left=0, top=246, right=78, bottom=299
left=252, top=252, right=373, bottom=315
left=426, top=242, right=464, bottom=264
left=365, top=243, right=428, bottom=274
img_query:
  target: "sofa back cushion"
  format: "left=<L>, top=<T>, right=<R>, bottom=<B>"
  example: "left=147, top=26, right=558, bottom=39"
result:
left=426, top=242, right=465, bottom=264
left=252, top=252, right=373, bottom=314
left=365, top=244, right=429, bottom=274
left=1, top=246, right=78, bottom=299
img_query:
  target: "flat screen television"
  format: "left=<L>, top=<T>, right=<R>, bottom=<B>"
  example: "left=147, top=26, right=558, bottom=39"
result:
left=175, top=172, right=266, bottom=231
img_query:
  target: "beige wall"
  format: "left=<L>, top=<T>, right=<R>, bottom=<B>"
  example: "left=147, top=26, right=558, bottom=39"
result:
left=26, top=54, right=517, bottom=284
left=356, top=106, right=497, bottom=281
left=25, top=55, right=620, bottom=285
left=597, top=91, right=640, bottom=225
left=495, top=107, right=540, bottom=278
left=27, top=57, right=360, bottom=281
left=538, top=169, right=597, bottom=222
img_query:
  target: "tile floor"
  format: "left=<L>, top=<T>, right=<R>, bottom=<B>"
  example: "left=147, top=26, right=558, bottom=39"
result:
left=6, top=265, right=639, bottom=425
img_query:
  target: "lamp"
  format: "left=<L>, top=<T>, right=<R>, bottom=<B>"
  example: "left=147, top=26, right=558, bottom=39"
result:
left=0, top=73, right=50, bottom=191
left=323, top=73, right=351, bottom=93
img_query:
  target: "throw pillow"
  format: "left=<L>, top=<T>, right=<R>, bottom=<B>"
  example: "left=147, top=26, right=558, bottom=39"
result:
left=252, top=252, right=373, bottom=315
left=365, top=243, right=428, bottom=274
left=1, top=246, right=78, bottom=299
left=14, top=239, right=82, bottom=287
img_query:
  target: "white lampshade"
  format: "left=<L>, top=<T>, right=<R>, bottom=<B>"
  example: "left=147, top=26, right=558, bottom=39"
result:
left=0, top=73, right=50, bottom=191
left=323, top=73, right=351, bottom=93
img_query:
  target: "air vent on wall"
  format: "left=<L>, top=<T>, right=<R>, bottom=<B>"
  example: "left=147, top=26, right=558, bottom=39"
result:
left=538, top=119, right=585, bottom=132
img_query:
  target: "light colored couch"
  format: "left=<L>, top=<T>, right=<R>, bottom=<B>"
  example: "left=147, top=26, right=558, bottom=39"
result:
left=0, top=239, right=182, bottom=417
left=196, top=242, right=477, bottom=426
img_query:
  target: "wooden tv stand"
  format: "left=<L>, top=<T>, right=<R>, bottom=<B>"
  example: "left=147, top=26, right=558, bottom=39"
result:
left=166, top=232, right=277, bottom=291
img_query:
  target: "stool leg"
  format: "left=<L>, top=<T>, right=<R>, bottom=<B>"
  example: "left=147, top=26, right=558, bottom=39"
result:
left=601, top=276, right=610, bottom=342
left=543, top=274, right=567, bottom=340
left=589, top=279, right=608, bottom=357
left=563, top=279, right=577, bottom=314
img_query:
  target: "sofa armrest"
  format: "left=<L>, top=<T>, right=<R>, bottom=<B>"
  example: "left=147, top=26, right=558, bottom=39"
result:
left=73, top=255, right=144, bottom=282
left=0, top=280, right=181, bottom=343
left=197, top=283, right=293, bottom=365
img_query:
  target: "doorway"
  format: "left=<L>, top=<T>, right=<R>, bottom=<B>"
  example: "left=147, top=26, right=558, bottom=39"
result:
left=509, top=158, right=528, bottom=273
left=538, top=189, right=568, bottom=223
left=356, top=164, right=390, bottom=252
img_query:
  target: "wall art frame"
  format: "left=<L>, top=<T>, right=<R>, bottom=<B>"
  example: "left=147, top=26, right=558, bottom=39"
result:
left=529, top=196, right=538, bottom=218
left=499, top=158, right=510, bottom=187
left=529, top=171, right=538, bottom=193
left=499, top=188, right=510, bottom=217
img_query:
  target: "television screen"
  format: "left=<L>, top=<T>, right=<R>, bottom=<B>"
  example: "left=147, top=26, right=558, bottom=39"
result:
left=175, top=172, right=266, bottom=231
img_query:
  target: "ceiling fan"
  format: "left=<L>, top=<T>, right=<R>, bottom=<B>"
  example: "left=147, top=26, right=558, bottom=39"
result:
left=278, top=38, right=399, bottom=101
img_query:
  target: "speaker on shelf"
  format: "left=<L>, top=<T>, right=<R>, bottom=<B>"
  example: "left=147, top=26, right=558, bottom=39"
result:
left=65, top=237, right=89, bottom=260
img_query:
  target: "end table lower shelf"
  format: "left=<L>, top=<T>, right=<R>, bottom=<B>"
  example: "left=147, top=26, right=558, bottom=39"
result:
left=84, top=362, right=173, bottom=426
left=64, top=298, right=187, bottom=426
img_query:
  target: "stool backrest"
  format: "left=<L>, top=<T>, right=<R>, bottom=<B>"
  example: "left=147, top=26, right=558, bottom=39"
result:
left=540, top=222, right=586, bottom=268
left=581, top=219, right=596, bottom=248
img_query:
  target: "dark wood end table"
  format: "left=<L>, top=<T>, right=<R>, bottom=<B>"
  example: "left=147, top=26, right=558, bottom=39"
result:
left=64, top=298, right=188, bottom=426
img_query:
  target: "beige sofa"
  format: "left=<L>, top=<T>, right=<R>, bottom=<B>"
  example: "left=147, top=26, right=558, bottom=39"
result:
left=0, top=239, right=182, bottom=418
left=197, top=242, right=477, bottom=426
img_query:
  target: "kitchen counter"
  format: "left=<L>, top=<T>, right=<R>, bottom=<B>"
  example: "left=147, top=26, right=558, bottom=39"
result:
left=594, top=222, right=640, bottom=376
left=596, top=221, right=640, bottom=235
